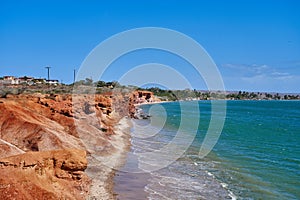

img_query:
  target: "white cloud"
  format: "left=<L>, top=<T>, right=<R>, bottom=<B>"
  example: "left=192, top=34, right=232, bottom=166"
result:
left=274, top=75, right=294, bottom=80
left=222, top=63, right=270, bottom=76
left=241, top=74, right=266, bottom=83
left=222, top=63, right=295, bottom=81
left=271, top=72, right=289, bottom=76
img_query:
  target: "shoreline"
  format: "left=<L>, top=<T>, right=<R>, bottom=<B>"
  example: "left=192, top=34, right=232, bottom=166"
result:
left=113, top=119, right=151, bottom=199
left=86, top=117, right=132, bottom=199
left=113, top=100, right=233, bottom=200
left=134, top=99, right=300, bottom=108
left=134, top=100, right=172, bottom=107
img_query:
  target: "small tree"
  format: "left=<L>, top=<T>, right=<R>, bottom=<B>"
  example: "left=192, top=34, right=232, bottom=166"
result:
left=84, top=78, right=93, bottom=86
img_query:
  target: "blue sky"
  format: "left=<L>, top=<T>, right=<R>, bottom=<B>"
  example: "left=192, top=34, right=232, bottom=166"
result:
left=0, top=0, right=299, bottom=92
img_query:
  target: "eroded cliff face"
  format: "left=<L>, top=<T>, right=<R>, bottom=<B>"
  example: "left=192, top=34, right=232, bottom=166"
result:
left=0, top=93, right=132, bottom=199
left=0, top=149, right=89, bottom=200
left=130, top=90, right=157, bottom=104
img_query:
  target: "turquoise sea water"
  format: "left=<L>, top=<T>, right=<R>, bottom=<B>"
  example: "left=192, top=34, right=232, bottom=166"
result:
left=210, top=100, right=300, bottom=199
left=116, top=100, right=300, bottom=199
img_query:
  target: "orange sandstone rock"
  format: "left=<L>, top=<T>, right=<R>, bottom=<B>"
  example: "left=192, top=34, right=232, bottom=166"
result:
left=0, top=149, right=90, bottom=200
left=0, top=92, right=133, bottom=199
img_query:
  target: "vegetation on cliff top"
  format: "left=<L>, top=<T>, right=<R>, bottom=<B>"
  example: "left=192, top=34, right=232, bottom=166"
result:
left=1, top=78, right=299, bottom=100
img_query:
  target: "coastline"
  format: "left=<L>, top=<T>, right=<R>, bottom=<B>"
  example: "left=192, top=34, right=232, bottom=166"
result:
left=113, top=100, right=233, bottom=200
left=134, top=100, right=172, bottom=107
left=86, top=117, right=132, bottom=199
left=112, top=101, right=234, bottom=200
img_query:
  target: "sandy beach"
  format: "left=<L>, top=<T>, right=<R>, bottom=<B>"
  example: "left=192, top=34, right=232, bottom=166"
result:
left=134, top=100, right=172, bottom=107
left=86, top=117, right=132, bottom=199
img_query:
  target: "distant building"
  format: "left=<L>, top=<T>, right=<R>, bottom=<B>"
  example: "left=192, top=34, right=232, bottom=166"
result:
left=18, top=76, right=34, bottom=84
left=2, top=76, right=19, bottom=84
left=0, top=75, right=59, bottom=85
left=19, top=76, right=34, bottom=80
left=3, top=76, right=15, bottom=80
left=46, top=79, right=59, bottom=85
left=33, top=78, right=46, bottom=84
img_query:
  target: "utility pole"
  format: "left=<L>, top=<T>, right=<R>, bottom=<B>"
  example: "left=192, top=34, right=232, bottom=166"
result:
left=73, top=69, right=76, bottom=84
left=45, top=66, right=51, bottom=81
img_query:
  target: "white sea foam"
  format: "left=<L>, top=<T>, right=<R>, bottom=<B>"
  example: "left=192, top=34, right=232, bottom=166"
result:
left=228, top=190, right=237, bottom=200
left=221, top=182, right=228, bottom=188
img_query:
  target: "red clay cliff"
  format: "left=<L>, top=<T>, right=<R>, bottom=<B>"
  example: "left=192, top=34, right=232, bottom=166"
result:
left=0, top=92, right=132, bottom=199
left=0, top=90, right=157, bottom=199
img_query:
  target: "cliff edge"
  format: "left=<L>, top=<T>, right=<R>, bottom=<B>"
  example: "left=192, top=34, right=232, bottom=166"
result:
left=0, top=93, right=132, bottom=199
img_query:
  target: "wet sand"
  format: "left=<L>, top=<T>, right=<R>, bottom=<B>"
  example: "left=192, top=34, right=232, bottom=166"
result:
left=114, top=171, right=151, bottom=200
left=113, top=142, right=152, bottom=200
left=86, top=117, right=132, bottom=199
left=113, top=101, right=171, bottom=199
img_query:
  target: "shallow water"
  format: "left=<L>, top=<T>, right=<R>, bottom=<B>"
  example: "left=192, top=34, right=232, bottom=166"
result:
left=114, top=100, right=300, bottom=199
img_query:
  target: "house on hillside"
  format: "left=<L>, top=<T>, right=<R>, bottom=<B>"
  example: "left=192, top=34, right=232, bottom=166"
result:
left=18, top=76, right=34, bottom=84
left=0, top=76, right=60, bottom=85
left=3, top=76, right=15, bottom=80
left=33, top=78, right=46, bottom=84
left=46, top=79, right=59, bottom=85
left=2, top=76, right=19, bottom=84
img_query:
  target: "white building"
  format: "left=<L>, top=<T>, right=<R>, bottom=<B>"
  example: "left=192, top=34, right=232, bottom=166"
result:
left=2, top=76, right=19, bottom=84
left=18, top=76, right=34, bottom=84
left=0, top=76, right=59, bottom=85
left=46, top=79, right=59, bottom=85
